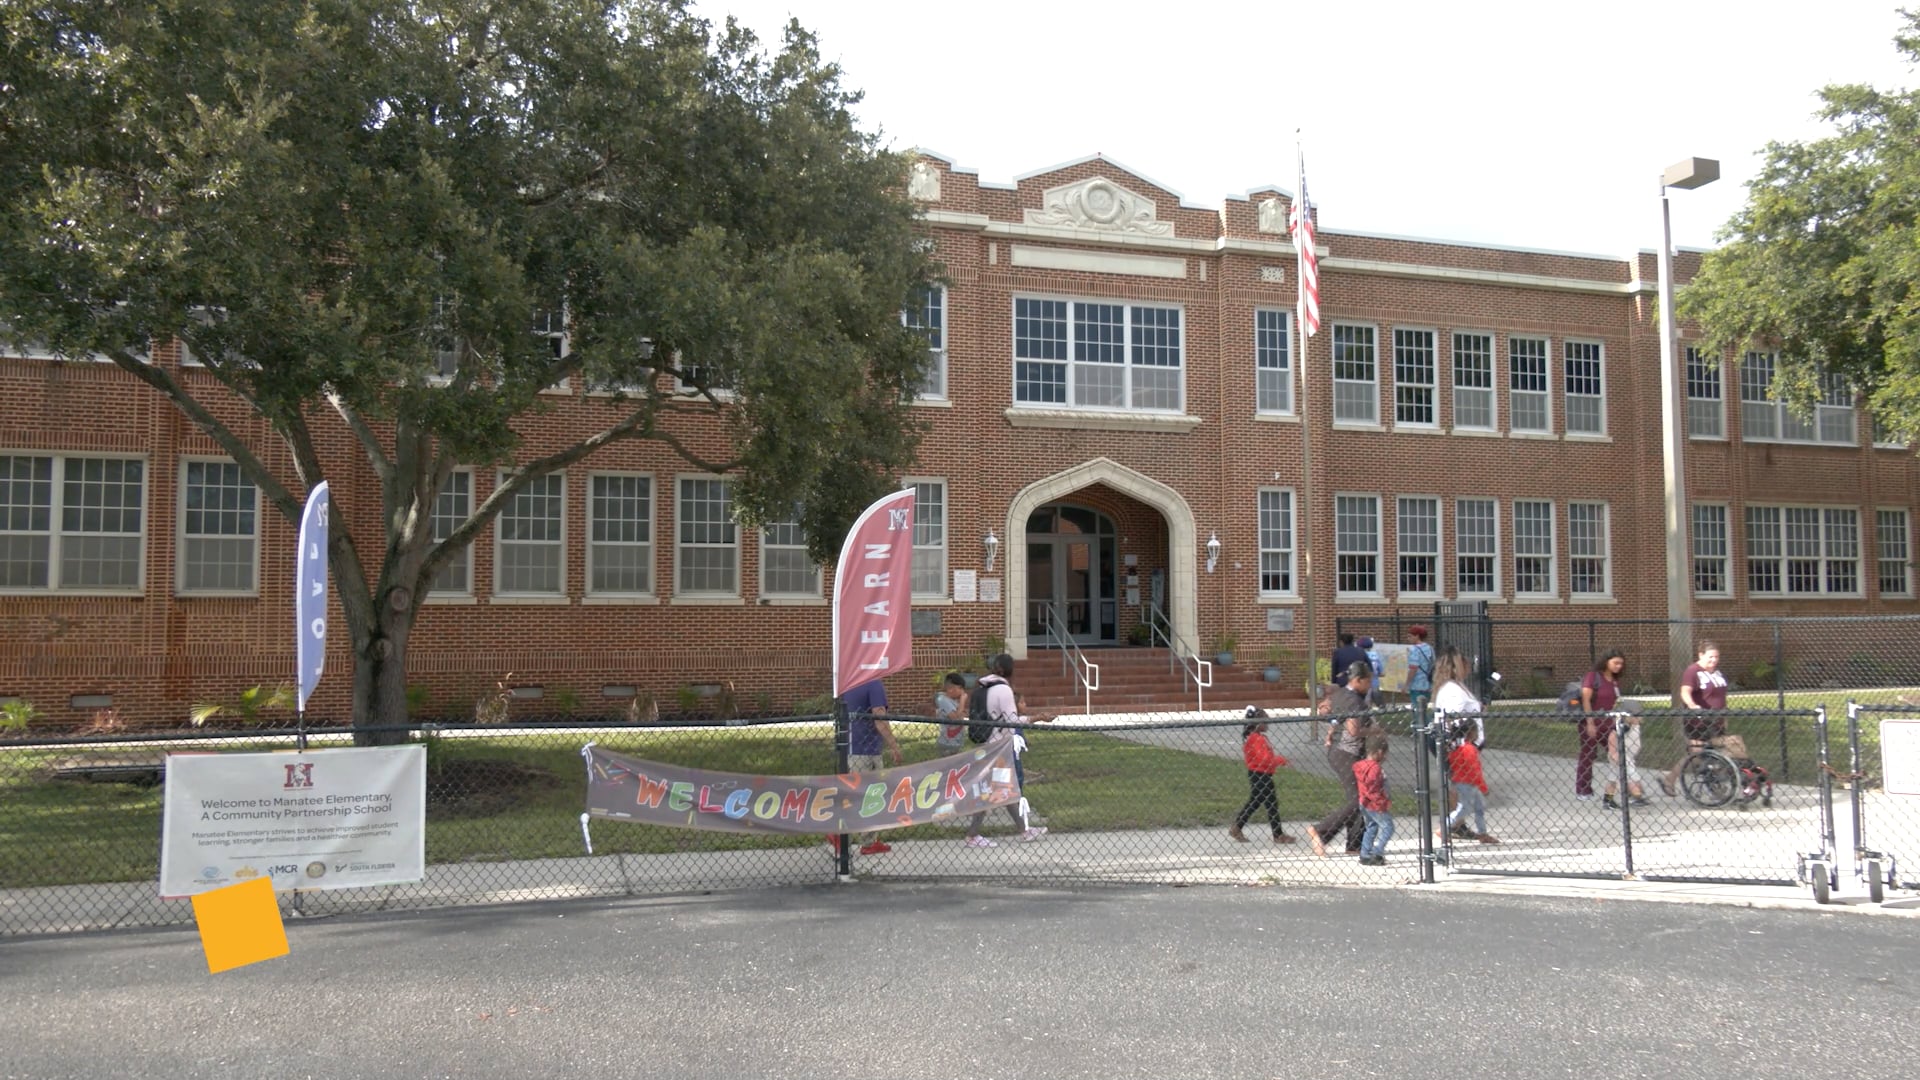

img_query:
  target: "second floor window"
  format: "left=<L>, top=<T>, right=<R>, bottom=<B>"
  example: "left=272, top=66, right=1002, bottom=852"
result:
left=1013, top=298, right=1183, bottom=412
left=1393, top=329, right=1437, bottom=427
left=1255, top=309, right=1291, bottom=414
left=1564, top=340, right=1605, bottom=436
left=1741, top=352, right=1856, bottom=445
left=904, top=285, right=946, bottom=400
left=1452, top=332, right=1495, bottom=431
left=1509, top=336, right=1550, bottom=434
left=1686, top=346, right=1723, bottom=438
left=1332, top=324, right=1378, bottom=424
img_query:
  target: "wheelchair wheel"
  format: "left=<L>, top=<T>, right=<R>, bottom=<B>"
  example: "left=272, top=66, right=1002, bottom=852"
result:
left=1680, top=749, right=1738, bottom=808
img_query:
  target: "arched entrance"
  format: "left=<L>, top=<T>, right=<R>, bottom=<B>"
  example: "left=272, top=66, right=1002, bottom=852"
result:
left=1003, top=459, right=1197, bottom=660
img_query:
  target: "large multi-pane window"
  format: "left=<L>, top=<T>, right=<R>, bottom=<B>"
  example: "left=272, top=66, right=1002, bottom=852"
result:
left=1396, top=496, right=1440, bottom=596
left=0, top=454, right=144, bottom=592
left=1740, top=352, right=1857, bottom=444
left=1012, top=297, right=1183, bottom=411
left=1255, top=309, right=1292, bottom=414
left=904, top=285, right=946, bottom=400
left=1393, top=328, right=1437, bottom=427
left=588, top=474, right=652, bottom=595
left=1513, top=499, right=1555, bottom=597
left=1879, top=508, right=1912, bottom=598
left=1257, top=488, right=1294, bottom=596
left=1455, top=498, right=1499, bottom=597
left=1746, top=505, right=1859, bottom=595
left=1451, top=332, right=1495, bottom=431
left=1685, top=346, right=1724, bottom=438
left=1691, top=503, right=1729, bottom=597
left=429, top=471, right=472, bottom=594
left=179, top=461, right=257, bottom=593
left=1332, top=324, right=1378, bottom=424
left=677, top=476, right=738, bottom=596
left=909, top=480, right=946, bottom=598
left=1564, top=340, right=1606, bottom=435
left=1568, top=501, right=1610, bottom=596
left=1509, top=336, right=1550, bottom=434
left=496, top=472, right=564, bottom=595
left=760, top=521, right=820, bottom=597
left=1334, top=494, right=1381, bottom=596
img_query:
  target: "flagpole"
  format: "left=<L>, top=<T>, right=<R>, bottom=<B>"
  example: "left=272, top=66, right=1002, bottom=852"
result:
left=1294, top=138, right=1321, bottom=717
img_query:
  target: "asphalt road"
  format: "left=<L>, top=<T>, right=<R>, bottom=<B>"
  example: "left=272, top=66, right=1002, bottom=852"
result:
left=1, top=884, right=1915, bottom=1080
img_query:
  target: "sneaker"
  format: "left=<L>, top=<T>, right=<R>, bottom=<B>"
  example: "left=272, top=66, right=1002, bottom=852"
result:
left=964, top=835, right=997, bottom=848
left=1629, top=796, right=1651, bottom=808
left=858, top=841, right=892, bottom=856
left=1273, top=833, right=1296, bottom=845
left=1015, top=826, right=1048, bottom=843
left=1602, top=795, right=1620, bottom=810
left=1475, top=833, right=1500, bottom=845
left=1227, top=824, right=1248, bottom=843
left=1577, top=793, right=1595, bottom=802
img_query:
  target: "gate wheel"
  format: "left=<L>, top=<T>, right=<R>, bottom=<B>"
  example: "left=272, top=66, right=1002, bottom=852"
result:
left=1810, top=861, right=1831, bottom=904
left=1867, top=860, right=1885, bottom=904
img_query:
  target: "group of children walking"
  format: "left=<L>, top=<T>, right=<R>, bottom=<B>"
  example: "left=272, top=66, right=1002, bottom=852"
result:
left=1231, top=712, right=1409, bottom=865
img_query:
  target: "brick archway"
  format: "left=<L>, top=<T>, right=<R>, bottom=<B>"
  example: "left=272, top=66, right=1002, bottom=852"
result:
left=1004, top=459, right=1196, bottom=660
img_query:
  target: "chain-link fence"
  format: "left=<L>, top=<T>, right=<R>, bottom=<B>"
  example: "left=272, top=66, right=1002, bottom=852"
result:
left=1336, top=613, right=1920, bottom=706
left=0, top=711, right=1435, bottom=936
left=1843, top=704, right=1920, bottom=903
left=1428, top=707, right=1830, bottom=886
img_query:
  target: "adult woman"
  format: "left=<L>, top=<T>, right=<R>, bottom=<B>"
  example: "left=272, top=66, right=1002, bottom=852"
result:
left=1663, top=641, right=1741, bottom=796
left=1430, top=646, right=1486, bottom=839
left=1575, top=651, right=1625, bottom=801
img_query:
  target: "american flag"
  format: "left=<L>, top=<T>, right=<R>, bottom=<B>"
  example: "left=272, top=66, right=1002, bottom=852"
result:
left=1290, top=155, right=1319, bottom=337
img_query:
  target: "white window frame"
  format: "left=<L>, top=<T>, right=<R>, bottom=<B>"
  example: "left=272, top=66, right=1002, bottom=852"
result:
left=1254, top=308, right=1293, bottom=416
left=176, top=458, right=259, bottom=596
left=428, top=469, right=474, bottom=597
left=1010, top=294, right=1186, bottom=414
left=1454, top=497, right=1500, bottom=598
left=1508, top=335, right=1551, bottom=435
left=1872, top=414, right=1908, bottom=450
left=905, top=285, right=947, bottom=402
left=759, top=520, right=821, bottom=599
left=1333, top=493, right=1383, bottom=598
left=1818, top=375, right=1858, bottom=446
left=493, top=469, right=566, bottom=597
left=586, top=472, right=654, bottom=598
left=1331, top=323, right=1379, bottom=426
left=1391, top=327, right=1438, bottom=429
left=675, top=474, right=740, bottom=598
left=1512, top=498, right=1557, bottom=599
left=1257, top=487, right=1296, bottom=597
left=1878, top=507, right=1912, bottom=599
left=1739, top=352, right=1857, bottom=445
left=532, top=308, right=572, bottom=395
left=1685, top=346, right=1724, bottom=439
left=0, top=453, right=146, bottom=595
left=1450, top=331, right=1496, bottom=433
left=1691, top=502, right=1730, bottom=598
left=1563, top=339, right=1606, bottom=437
left=1567, top=500, right=1611, bottom=598
left=428, top=294, right=461, bottom=386
left=1395, top=495, right=1442, bottom=598
left=906, top=477, right=947, bottom=600
left=0, top=323, right=63, bottom=360
left=1745, top=504, right=1862, bottom=597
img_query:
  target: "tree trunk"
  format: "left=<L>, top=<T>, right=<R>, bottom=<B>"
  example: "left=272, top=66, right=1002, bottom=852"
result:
left=351, top=605, right=416, bottom=747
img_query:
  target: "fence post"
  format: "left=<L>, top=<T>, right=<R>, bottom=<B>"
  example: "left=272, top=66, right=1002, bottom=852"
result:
left=1417, top=710, right=1435, bottom=884
left=1615, top=714, right=1634, bottom=878
left=1774, top=623, right=1788, bottom=781
left=833, top=700, right=851, bottom=880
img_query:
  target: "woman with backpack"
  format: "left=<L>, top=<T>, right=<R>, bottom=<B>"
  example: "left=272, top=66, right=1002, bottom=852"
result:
left=1575, top=651, right=1625, bottom=801
left=963, top=654, right=1052, bottom=848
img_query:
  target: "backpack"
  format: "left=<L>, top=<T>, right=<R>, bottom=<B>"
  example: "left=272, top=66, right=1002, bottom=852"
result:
left=967, top=676, right=1000, bottom=744
left=1558, top=675, right=1588, bottom=719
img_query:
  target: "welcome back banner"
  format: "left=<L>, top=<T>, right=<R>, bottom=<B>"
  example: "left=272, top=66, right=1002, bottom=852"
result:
left=583, top=741, right=1021, bottom=835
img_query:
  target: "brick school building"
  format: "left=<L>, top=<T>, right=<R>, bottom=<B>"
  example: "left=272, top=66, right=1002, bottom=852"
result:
left=2, top=152, right=1915, bottom=725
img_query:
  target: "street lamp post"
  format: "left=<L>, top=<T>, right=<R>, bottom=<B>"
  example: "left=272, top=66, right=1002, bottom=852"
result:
left=1657, top=156, right=1719, bottom=682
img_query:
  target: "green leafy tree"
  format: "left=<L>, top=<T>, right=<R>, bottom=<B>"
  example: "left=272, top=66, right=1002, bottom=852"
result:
left=1680, top=11, right=1920, bottom=436
left=0, top=0, right=935, bottom=742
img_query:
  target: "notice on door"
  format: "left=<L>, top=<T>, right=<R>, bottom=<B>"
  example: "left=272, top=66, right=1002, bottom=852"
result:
left=160, top=745, right=426, bottom=898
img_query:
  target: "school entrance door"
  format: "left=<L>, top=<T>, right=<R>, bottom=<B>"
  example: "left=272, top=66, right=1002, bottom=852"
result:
left=1025, top=504, right=1117, bottom=647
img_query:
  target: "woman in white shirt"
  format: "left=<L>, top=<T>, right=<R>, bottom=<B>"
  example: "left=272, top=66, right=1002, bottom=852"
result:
left=1430, top=647, right=1485, bottom=839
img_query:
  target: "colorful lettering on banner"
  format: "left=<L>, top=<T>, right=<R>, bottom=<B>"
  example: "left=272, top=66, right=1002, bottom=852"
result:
left=583, top=742, right=1021, bottom=836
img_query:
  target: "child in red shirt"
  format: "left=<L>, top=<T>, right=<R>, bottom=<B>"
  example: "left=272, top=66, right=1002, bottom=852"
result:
left=1354, top=736, right=1393, bottom=866
left=1444, top=738, right=1498, bottom=844
left=1228, top=712, right=1294, bottom=844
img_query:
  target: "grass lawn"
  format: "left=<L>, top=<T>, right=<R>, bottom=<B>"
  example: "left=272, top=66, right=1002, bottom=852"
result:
left=0, top=726, right=1345, bottom=889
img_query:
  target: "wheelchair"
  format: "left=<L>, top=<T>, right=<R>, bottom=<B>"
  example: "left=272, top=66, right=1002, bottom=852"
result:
left=1677, top=743, right=1772, bottom=808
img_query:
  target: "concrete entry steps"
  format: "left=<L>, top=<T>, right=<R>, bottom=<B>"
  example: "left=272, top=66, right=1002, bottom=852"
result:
left=1017, top=646, right=1308, bottom=715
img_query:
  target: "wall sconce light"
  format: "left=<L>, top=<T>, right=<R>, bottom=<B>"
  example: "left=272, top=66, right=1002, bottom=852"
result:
left=1205, top=532, right=1221, bottom=574
left=983, top=529, right=1000, bottom=573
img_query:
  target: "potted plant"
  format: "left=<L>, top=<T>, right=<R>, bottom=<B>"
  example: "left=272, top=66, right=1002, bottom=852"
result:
left=1262, top=645, right=1287, bottom=683
left=1212, top=631, right=1238, bottom=667
left=1126, top=622, right=1152, bottom=647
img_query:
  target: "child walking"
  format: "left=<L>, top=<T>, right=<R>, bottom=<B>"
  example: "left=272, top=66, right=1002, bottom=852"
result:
left=1228, top=710, right=1295, bottom=845
left=1355, top=735, right=1393, bottom=866
left=1444, top=731, right=1499, bottom=845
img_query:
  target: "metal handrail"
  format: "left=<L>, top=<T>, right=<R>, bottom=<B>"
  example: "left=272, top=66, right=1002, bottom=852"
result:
left=1144, top=600, right=1212, bottom=711
left=1038, top=601, right=1100, bottom=716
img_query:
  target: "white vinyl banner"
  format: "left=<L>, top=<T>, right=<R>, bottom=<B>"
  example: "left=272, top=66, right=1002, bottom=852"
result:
left=1883, top=719, right=1920, bottom=797
left=159, top=745, right=426, bottom=898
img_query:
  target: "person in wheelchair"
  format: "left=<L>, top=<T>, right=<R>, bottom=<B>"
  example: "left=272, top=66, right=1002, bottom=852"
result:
left=1664, top=642, right=1770, bottom=806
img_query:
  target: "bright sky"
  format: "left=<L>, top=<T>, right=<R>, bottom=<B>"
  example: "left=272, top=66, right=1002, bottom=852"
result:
left=693, top=0, right=1914, bottom=257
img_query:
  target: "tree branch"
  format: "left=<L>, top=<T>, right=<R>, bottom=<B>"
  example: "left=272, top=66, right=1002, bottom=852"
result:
left=325, top=388, right=396, bottom=483
left=104, top=350, right=301, bottom=521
